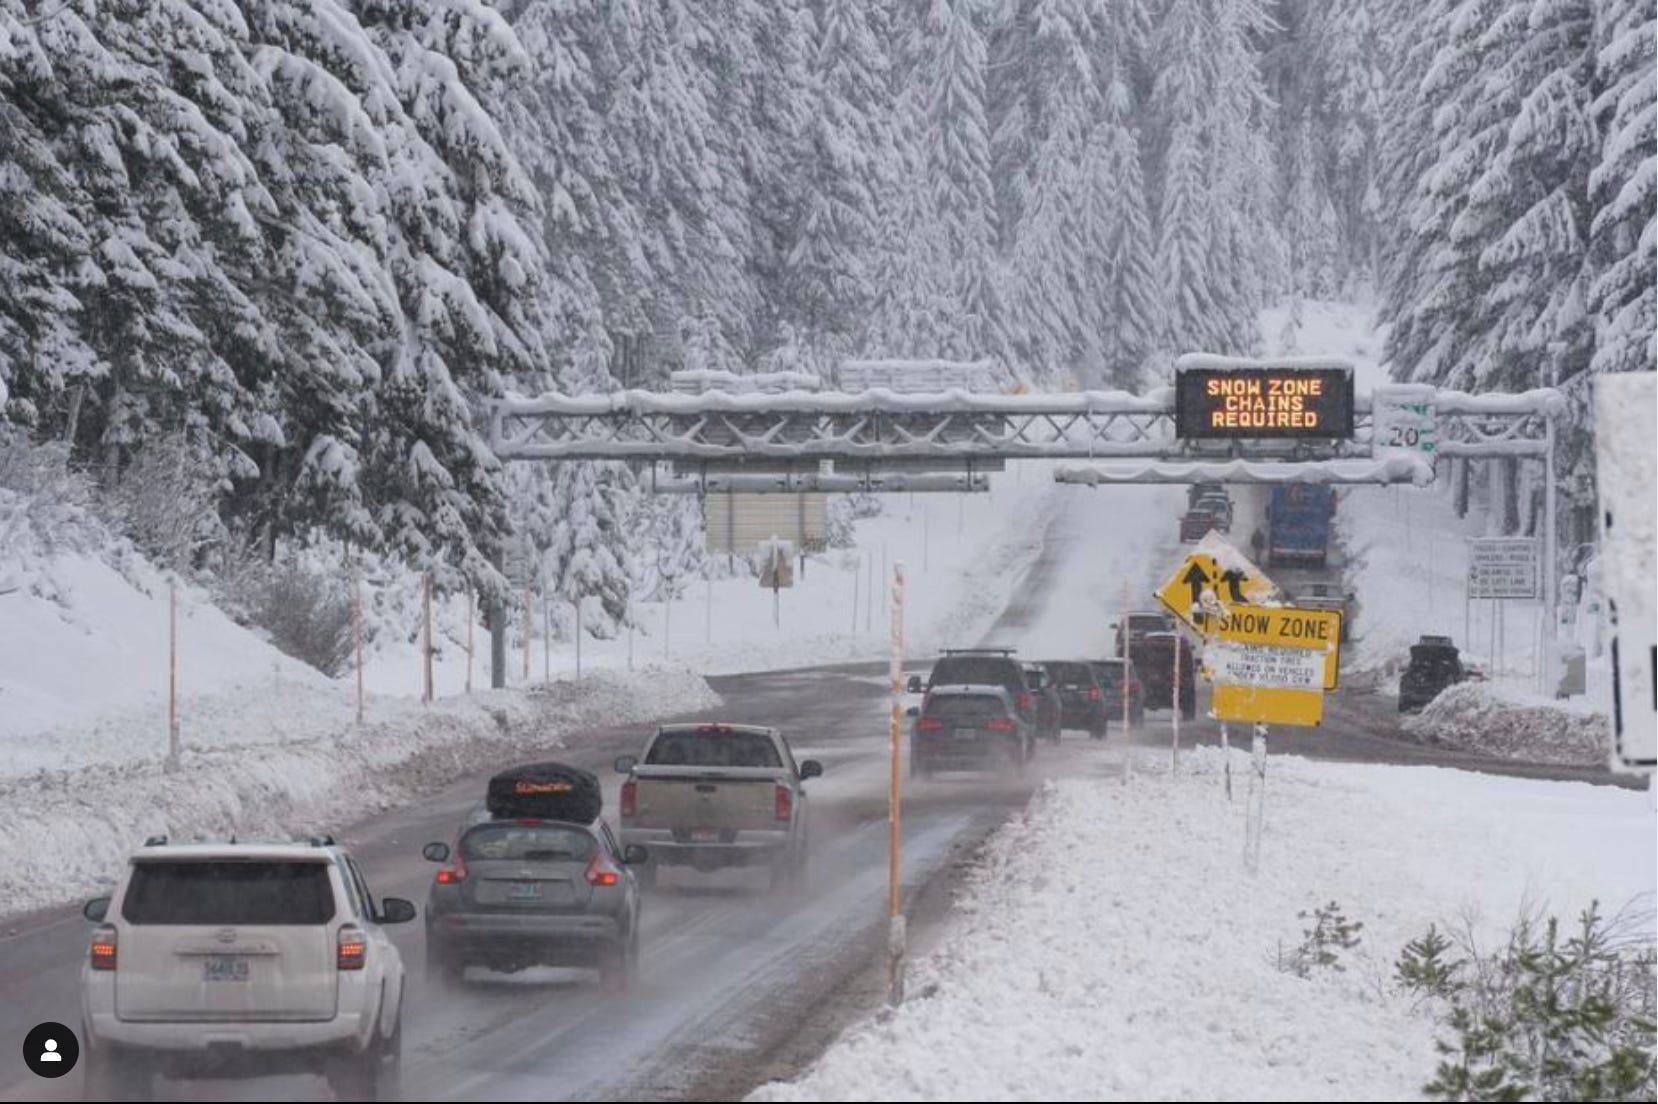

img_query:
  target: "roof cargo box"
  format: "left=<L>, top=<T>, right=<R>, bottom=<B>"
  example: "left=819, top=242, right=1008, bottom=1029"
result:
left=485, top=761, right=603, bottom=824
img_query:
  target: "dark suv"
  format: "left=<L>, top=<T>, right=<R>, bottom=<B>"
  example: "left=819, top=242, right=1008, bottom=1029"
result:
left=908, top=648, right=1036, bottom=726
left=1021, top=663, right=1063, bottom=743
left=1399, top=636, right=1464, bottom=712
left=909, top=686, right=1031, bottom=777
left=1124, top=632, right=1196, bottom=719
left=1088, top=658, right=1146, bottom=728
left=1040, top=660, right=1109, bottom=739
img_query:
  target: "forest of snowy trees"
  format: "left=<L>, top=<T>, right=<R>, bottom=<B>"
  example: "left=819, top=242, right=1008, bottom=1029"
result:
left=0, top=0, right=1651, bottom=630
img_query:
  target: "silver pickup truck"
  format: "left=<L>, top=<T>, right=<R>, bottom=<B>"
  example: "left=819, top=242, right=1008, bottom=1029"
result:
left=614, top=723, right=821, bottom=891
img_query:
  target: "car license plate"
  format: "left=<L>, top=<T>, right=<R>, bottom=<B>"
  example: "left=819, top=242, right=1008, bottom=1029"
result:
left=509, top=881, right=541, bottom=900
left=954, top=727, right=978, bottom=741
left=689, top=827, right=719, bottom=843
left=203, top=956, right=249, bottom=982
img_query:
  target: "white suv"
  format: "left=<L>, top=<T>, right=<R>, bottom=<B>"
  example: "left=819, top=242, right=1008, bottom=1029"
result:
left=79, top=836, right=413, bottom=1102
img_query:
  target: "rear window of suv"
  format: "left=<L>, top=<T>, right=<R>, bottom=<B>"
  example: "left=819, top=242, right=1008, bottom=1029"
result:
left=928, top=657, right=1018, bottom=688
left=461, top=824, right=595, bottom=863
left=121, top=861, right=335, bottom=925
left=1045, top=662, right=1097, bottom=687
left=925, top=695, right=1007, bottom=723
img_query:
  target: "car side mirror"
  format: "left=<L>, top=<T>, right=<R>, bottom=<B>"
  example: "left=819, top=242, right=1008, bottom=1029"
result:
left=623, top=844, right=649, bottom=866
left=905, top=675, right=923, bottom=694
left=799, top=759, right=823, bottom=780
left=83, top=896, right=110, bottom=923
left=614, top=754, right=639, bottom=774
left=378, top=897, right=417, bottom=925
left=905, top=706, right=920, bottom=718
left=422, top=842, right=450, bottom=863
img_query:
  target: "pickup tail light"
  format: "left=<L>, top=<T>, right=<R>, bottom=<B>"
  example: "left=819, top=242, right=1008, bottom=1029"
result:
left=435, top=853, right=468, bottom=885
left=90, top=926, right=117, bottom=971
left=1087, top=686, right=1102, bottom=701
left=337, top=925, right=366, bottom=970
left=986, top=717, right=1015, bottom=732
left=584, top=853, right=621, bottom=888
left=916, top=717, right=944, bottom=731
left=775, top=783, right=793, bottom=822
left=620, top=779, right=637, bottom=818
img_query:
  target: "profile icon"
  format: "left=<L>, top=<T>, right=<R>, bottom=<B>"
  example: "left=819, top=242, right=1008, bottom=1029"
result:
left=22, top=1022, right=78, bottom=1078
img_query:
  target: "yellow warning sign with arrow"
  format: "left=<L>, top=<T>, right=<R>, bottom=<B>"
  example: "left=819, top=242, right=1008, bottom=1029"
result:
left=1155, top=533, right=1283, bottom=632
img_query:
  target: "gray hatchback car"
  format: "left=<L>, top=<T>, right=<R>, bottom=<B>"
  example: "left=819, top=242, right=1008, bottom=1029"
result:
left=422, top=815, right=646, bottom=990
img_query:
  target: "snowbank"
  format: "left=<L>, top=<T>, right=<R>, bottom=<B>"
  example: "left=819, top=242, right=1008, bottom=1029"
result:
left=0, top=667, right=718, bottom=918
left=1403, top=680, right=1612, bottom=767
left=751, top=749, right=1655, bottom=1102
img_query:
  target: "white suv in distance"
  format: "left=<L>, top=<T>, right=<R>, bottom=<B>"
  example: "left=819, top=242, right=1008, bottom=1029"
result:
left=79, top=835, right=413, bottom=1102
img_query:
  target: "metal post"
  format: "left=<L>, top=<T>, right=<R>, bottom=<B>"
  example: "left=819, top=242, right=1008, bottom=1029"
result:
left=574, top=597, right=582, bottom=680
left=465, top=589, right=474, bottom=695
left=489, top=596, right=506, bottom=690
left=546, top=597, right=554, bottom=683
left=354, top=571, right=364, bottom=724
left=627, top=603, right=635, bottom=671
left=663, top=578, right=672, bottom=661
left=1171, top=635, right=1181, bottom=772
left=705, top=576, right=712, bottom=644
left=1245, top=723, right=1268, bottom=872
left=1543, top=401, right=1558, bottom=687
left=1221, top=723, right=1232, bottom=801
left=521, top=587, right=531, bottom=683
left=887, top=562, right=907, bottom=1006
left=167, top=581, right=180, bottom=771
left=851, top=555, right=860, bottom=636
left=422, top=572, right=434, bottom=704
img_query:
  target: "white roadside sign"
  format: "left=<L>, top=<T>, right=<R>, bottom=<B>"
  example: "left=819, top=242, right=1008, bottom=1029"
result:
left=1467, top=537, right=1539, bottom=600
left=1372, top=384, right=1438, bottom=457
left=1205, top=642, right=1327, bottom=691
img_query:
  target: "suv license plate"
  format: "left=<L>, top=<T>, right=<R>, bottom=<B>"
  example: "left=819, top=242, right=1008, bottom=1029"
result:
left=954, top=727, right=978, bottom=741
left=203, top=956, right=249, bottom=982
left=509, top=882, right=541, bottom=900
left=689, top=828, right=719, bottom=843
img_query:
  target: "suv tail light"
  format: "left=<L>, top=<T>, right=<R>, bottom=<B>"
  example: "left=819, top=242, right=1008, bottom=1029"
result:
left=620, top=779, right=637, bottom=818
left=435, top=853, right=468, bottom=885
left=584, top=853, right=621, bottom=887
left=986, top=717, right=1015, bottom=732
left=1016, top=692, right=1033, bottom=710
left=90, top=926, right=117, bottom=971
left=1087, top=686, right=1102, bottom=701
left=337, top=925, right=366, bottom=970
left=775, top=783, right=793, bottom=822
left=916, top=717, right=944, bottom=731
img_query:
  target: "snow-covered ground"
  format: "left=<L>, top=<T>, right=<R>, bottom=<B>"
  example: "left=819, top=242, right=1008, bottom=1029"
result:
left=751, top=747, right=1656, bottom=1103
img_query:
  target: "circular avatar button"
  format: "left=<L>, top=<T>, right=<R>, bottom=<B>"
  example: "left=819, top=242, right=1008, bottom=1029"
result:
left=23, top=1022, right=78, bottom=1078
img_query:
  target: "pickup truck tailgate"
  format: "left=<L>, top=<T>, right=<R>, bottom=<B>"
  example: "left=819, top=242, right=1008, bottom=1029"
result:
left=630, top=766, right=784, bottom=834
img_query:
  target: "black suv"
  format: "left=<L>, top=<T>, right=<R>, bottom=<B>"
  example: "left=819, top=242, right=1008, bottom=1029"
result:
left=1040, top=660, right=1109, bottom=739
left=1089, top=657, right=1146, bottom=728
left=908, top=648, right=1036, bottom=726
left=1399, top=636, right=1464, bottom=713
left=909, top=686, right=1032, bottom=777
left=1124, top=632, right=1196, bottom=719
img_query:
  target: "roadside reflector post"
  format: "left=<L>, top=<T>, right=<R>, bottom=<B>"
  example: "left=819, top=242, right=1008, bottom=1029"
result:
left=887, top=562, right=907, bottom=1006
left=422, top=572, right=434, bottom=704
left=166, top=580, right=180, bottom=772
left=465, top=589, right=474, bottom=695
left=1245, top=722, right=1268, bottom=873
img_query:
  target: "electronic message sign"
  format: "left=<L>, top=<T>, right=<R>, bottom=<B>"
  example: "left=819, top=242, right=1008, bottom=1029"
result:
left=1175, top=364, right=1354, bottom=439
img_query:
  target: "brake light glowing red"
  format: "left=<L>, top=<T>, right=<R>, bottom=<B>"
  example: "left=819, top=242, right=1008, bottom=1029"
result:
left=775, top=783, right=793, bottom=822
left=916, top=717, right=944, bottom=731
left=584, top=853, right=621, bottom=887
left=620, top=779, right=637, bottom=818
left=986, top=717, right=1015, bottom=732
left=1087, top=686, right=1102, bottom=701
left=337, top=925, right=366, bottom=970
left=436, top=853, right=468, bottom=885
left=90, top=927, right=117, bottom=971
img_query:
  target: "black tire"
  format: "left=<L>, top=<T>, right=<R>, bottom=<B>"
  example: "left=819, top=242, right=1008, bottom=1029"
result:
left=82, top=1045, right=152, bottom=1102
left=426, top=940, right=463, bottom=988
left=1089, top=724, right=1106, bottom=741
left=325, top=1028, right=383, bottom=1102
left=600, top=927, right=639, bottom=993
left=375, top=1008, right=402, bottom=1103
